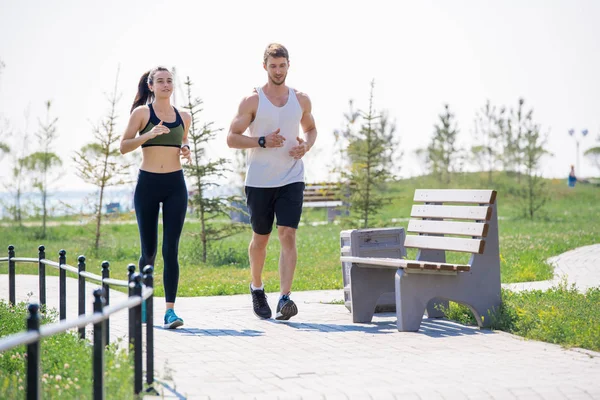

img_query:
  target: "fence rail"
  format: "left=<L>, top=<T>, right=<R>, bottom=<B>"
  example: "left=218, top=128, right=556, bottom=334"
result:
left=0, top=244, right=157, bottom=399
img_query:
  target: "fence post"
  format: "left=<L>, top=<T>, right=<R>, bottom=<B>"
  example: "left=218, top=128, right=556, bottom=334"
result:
left=38, top=245, right=46, bottom=309
left=92, top=289, right=106, bottom=400
left=77, top=255, right=86, bottom=339
left=101, top=261, right=110, bottom=346
left=26, top=303, right=40, bottom=400
left=8, top=245, right=15, bottom=306
left=59, top=249, right=67, bottom=320
left=131, top=273, right=143, bottom=395
left=127, top=264, right=136, bottom=348
left=143, top=265, right=156, bottom=393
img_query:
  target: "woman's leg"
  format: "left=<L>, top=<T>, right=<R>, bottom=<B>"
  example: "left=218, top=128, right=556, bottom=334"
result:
left=161, top=173, right=188, bottom=307
left=134, top=172, right=160, bottom=272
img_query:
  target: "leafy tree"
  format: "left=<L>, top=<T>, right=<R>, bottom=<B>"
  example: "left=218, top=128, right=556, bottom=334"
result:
left=20, top=101, right=61, bottom=238
left=584, top=146, right=600, bottom=174
left=0, top=118, right=9, bottom=156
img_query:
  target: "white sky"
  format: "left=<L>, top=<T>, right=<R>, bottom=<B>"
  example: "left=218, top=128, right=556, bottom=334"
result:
left=1, top=0, right=599, bottom=192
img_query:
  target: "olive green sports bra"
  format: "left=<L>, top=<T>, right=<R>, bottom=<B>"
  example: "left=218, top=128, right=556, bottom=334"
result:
left=139, top=103, right=185, bottom=148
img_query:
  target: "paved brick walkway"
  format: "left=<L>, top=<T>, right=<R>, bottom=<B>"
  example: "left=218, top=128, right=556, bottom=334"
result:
left=2, top=244, right=600, bottom=399
left=502, top=244, right=600, bottom=293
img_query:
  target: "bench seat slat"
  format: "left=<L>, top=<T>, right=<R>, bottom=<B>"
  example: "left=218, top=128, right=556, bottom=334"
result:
left=304, top=195, right=339, bottom=201
left=411, top=205, right=492, bottom=221
left=407, top=220, right=489, bottom=237
left=404, top=235, right=485, bottom=254
left=340, top=256, right=470, bottom=272
left=414, top=189, right=497, bottom=204
left=303, top=201, right=343, bottom=208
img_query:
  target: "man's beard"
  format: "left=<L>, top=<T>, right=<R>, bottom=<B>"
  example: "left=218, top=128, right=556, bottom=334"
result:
left=269, top=73, right=286, bottom=86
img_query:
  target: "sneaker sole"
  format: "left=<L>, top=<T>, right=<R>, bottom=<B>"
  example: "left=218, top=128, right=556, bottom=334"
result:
left=275, top=301, right=298, bottom=320
left=163, top=320, right=184, bottom=329
left=253, top=310, right=272, bottom=319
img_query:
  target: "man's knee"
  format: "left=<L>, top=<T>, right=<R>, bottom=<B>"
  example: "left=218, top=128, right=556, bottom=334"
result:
left=278, top=227, right=296, bottom=247
left=250, top=234, right=270, bottom=251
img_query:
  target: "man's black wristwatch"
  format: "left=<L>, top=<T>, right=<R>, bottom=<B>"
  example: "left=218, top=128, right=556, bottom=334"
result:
left=258, top=136, right=266, bottom=148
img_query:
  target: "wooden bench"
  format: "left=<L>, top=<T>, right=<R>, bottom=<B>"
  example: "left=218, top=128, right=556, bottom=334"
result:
left=340, top=189, right=501, bottom=331
left=303, top=182, right=345, bottom=223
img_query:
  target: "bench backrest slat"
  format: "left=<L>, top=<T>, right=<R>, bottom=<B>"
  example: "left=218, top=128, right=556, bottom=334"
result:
left=404, top=235, right=485, bottom=254
left=404, top=188, right=496, bottom=255
left=414, top=189, right=497, bottom=204
left=407, top=220, right=489, bottom=237
left=411, top=205, right=492, bottom=221
left=303, top=183, right=343, bottom=203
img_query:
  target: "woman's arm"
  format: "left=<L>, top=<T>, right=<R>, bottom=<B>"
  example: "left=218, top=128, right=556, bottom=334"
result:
left=120, top=107, right=169, bottom=154
left=179, top=111, right=192, bottom=163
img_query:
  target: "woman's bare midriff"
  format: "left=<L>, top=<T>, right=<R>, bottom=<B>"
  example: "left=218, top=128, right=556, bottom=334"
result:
left=140, top=147, right=182, bottom=173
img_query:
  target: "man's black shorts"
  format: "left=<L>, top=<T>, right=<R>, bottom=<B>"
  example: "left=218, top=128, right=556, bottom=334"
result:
left=245, top=182, right=305, bottom=235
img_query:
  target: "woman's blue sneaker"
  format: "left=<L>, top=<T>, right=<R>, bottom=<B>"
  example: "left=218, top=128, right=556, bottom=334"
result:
left=141, top=300, right=147, bottom=324
left=164, top=309, right=183, bottom=329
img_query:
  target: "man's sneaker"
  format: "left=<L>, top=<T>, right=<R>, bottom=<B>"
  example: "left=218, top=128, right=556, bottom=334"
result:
left=250, top=285, right=272, bottom=319
left=163, top=309, right=183, bottom=329
left=276, top=294, right=298, bottom=321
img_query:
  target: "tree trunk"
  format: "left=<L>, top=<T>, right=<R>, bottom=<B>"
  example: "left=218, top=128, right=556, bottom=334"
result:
left=95, top=184, right=105, bottom=251
left=201, top=205, right=207, bottom=263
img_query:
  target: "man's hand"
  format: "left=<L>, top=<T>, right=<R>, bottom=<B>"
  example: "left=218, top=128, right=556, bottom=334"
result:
left=180, top=145, right=192, bottom=163
left=289, top=136, right=309, bottom=160
left=265, top=128, right=285, bottom=148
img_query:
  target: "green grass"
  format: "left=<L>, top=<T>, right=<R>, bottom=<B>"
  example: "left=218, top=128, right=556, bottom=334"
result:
left=440, top=283, right=600, bottom=351
left=1, top=172, right=599, bottom=351
left=1, top=173, right=599, bottom=294
left=0, top=299, right=134, bottom=399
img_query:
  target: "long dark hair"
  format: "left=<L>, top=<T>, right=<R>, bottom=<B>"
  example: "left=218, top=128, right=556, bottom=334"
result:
left=130, top=66, right=170, bottom=113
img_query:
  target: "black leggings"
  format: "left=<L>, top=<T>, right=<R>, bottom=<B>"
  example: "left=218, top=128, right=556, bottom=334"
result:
left=134, top=170, right=188, bottom=303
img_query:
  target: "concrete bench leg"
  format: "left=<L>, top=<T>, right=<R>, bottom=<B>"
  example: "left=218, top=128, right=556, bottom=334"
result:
left=463, top=297, right=502, bottom=328
left=350, top=265, right=395, bottom=323
left=395, top=269, right=428, bottom=332
left=426, top=299, right=449, bottom=318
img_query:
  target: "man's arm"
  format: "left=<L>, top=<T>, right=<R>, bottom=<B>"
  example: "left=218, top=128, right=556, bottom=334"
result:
left=227, top=94, right=285, bottom=149
left=299, top=93, right=317, bottom=150
left=289, top=91, right=317, bottom=159
left=227, top=95, right=260, bottom=149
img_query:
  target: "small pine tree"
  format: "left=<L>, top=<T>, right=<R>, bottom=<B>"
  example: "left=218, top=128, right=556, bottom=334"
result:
left=342, top=80, right=398, bottom=228
left=516, top=105, right=550, bottom=219
left=498, top=98, right=529, bottom=181
left=471, top=100, right=501, bottom=184
left=182, top=77, right=246, bottom=263
left=72, top=68, right=131, bottom=252
left=426, top=104, right=461, bottom=184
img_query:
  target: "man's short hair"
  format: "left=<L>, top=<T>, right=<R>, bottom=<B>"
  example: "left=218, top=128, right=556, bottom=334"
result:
left=263, top=43, right=289, bottom=64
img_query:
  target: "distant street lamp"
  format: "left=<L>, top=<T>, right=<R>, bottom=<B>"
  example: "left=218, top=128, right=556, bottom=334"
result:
left=569, top=128, right=589, bottom=176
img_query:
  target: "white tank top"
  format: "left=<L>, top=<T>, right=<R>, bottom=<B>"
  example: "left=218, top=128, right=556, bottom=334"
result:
left=245, top=87, right=305, bottom=187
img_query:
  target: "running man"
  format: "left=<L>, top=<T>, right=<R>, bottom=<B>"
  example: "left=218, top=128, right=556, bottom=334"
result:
left=226, top=43, right=318, bottom=320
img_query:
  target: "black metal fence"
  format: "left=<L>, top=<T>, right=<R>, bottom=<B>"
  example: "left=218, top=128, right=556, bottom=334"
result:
left=0, top=245, right=157, bottom=399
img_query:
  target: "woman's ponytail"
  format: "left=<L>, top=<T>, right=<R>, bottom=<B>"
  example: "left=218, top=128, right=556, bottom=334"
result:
left=130, top=71, right=153, bottom=113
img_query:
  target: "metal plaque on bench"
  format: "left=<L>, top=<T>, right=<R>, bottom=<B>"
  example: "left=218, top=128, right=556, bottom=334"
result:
left=340, top=228, right=406, bottom=312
